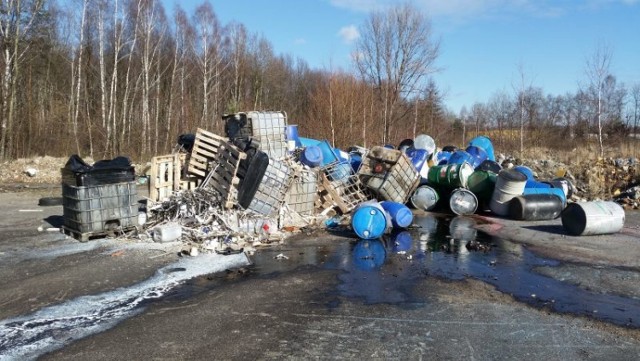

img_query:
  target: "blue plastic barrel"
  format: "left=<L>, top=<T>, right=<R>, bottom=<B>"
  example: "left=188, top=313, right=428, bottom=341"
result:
left=349, top=152, right=362, bottom=173
left=299, top=137, right=320, bottom=147
left=300, top=146, right=323, bottom=167
left=316, top=140, right=339, bottom=166
left=351, top=202, right=390, bottom=239
left=468, top=135, right=495, bottom=161
left=513, top=166, right=534, bottom=180
left=448, top=150, right=474, bottom=165
left=465, top=145, right=488, bottom=169
left=407, top=148, right=429, bottom=174
left=380, top=201, right=414, bottom=228
left=523, top=187, right=567, bottom=206
left=525, top=179, right=552, bottom=189
left=434, top=150, right=452, bottom=165
left=285, top=125, right=302, bottom=147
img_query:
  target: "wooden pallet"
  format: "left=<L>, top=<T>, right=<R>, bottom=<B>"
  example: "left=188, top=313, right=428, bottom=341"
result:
left=62, top=225, right=135, bottom=242
left=187, top=128, right=229, bottom=178
left=150, top=154, right=181, bottom=202
left=200, top=143, right=246, bottom=208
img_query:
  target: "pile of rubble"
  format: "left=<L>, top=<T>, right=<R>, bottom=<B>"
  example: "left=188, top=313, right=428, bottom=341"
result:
left=57, top=110, right=631, bottom=250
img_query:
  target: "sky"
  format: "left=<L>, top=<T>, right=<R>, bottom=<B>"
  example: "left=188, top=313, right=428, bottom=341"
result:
left=162, top=0, right=640, bottom=114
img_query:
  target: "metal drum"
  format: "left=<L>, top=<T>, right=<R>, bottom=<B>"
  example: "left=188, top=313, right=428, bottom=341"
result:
left=561, top=201, right=625, bottom=236
left=489, top=169, right=527, bottom=216
left=410, top=185, right=440, bottom=211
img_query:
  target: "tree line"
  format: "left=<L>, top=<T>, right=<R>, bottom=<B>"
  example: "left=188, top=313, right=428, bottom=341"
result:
left=0, top=0, right=637, bottom=162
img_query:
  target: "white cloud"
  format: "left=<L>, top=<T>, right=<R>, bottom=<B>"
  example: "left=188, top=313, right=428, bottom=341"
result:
left=338, top=25, right=360, bottom=44
left=294, top=38, right=307, bottom=45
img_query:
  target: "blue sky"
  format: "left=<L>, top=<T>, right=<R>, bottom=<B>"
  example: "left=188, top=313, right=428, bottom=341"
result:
left=163, top=0, right=640, bottom=113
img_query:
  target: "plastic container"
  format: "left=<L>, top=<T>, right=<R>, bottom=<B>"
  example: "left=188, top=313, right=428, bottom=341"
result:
left=300, top=146, right=323, bottom=167
left=285, top=124, right=302, bottom=147
left=525, top=179, right=552, bottom=189
left=546, top=177, right=574, bottom=199
left=561, top=201, right=625, bottom=236
left=427, top=162, right=474, bottom=189
left=449, top=188, right=478, bottom=215
left=508, top=194, right=564, bottom=221
left=380, top=201, right=414, bottom=228
left=433, top=150, right=452, bottom=166
left=468, top=135, right=495, bottom=161
left=522, top=187, right=566, bottom=206
left=153, top=223, right=182, bottom=243
left=247, top=158, right=293, bottom=216
left=410, top=185, right=439, bottom=211
left=513, top=165, right=535, bottom=181
left=476, top=160, right=502, bottom=173
left=358, top=146, right=421, bottom=204
left=414, top=134, right=436, bottom=155
left=398, top=139, right=414, bottom=152
left=237, top=150, right=270, bottom=209
left=316, top=140, right=340, bottom=166
left=61, top=167, right=135, bottom=187
left=351, top=202, right=390, bottom=240
left=224, top=111, right=288, bottom=158
left=464, top=146, right=489, bottom=169
left=489, top=169, right=527, bottom=216
left=285, top=168, right=318, bottom=216
left=62, top=182, right=138, bottom=235
left=406, top=148, right=429, bottom=176
left=447, top=150, right=474, bottom=166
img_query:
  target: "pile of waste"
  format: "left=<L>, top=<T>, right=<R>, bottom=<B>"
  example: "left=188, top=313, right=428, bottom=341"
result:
left=57, top=110, right=628, bottom=250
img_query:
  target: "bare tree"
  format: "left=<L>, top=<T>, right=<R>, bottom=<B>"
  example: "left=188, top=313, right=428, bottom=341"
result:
left=584, top=43, right=613, bottom=158
left=0, top=0, right=45, bottom=159
left=512, top=62, right=534, bottom=154
left=631, top=84, right=640, bottom=137
left=193, top=2, right=224, bottom=130
left=353, top=3, right=440, bottom=144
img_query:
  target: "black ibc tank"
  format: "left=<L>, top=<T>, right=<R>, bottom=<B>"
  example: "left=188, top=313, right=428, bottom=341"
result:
left=508, top=194, right=564, bottom=221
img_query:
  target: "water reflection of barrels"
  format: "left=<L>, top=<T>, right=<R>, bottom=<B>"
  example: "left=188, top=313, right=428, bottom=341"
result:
left=390, top=231, right=413, bottom=253
left=449, top=216, right=477, bottom=242
left=352, top=239, right=387, bottom=270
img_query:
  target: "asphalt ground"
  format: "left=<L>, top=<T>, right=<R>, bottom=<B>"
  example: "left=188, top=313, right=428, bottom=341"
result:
left=0, top=186, right=639, bottom=360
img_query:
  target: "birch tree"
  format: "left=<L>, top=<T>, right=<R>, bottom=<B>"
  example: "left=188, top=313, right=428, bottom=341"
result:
left=584, top=43, right=613, bottom=158
left=0, top=0, right=45, bottom=159
left=353, top=3, right=439, bottom=144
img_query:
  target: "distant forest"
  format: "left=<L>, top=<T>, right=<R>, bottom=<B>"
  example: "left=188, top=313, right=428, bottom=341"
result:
left=0, top=0, right=638, bottom=161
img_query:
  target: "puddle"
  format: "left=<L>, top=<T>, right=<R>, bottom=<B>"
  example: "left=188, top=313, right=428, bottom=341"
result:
left=250, top=214, right=640, bottom=328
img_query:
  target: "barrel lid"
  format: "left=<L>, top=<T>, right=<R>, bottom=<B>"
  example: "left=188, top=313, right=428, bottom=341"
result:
left=449, top=188, right=478, bottom=215
left=393, top=206, right=414, bottom=228
left=302, top=146, right=323, bottom=166
left=499, top=168, right=528, bottom=182
left=352, top=206, right=388, bottom=239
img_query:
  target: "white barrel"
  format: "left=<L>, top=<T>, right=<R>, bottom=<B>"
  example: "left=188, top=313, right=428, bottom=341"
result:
left=153, top=223, right=182, bottom=243
left=489, top=169, right=527, bottom=216
left=561, top=201, right=625, bottom=236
